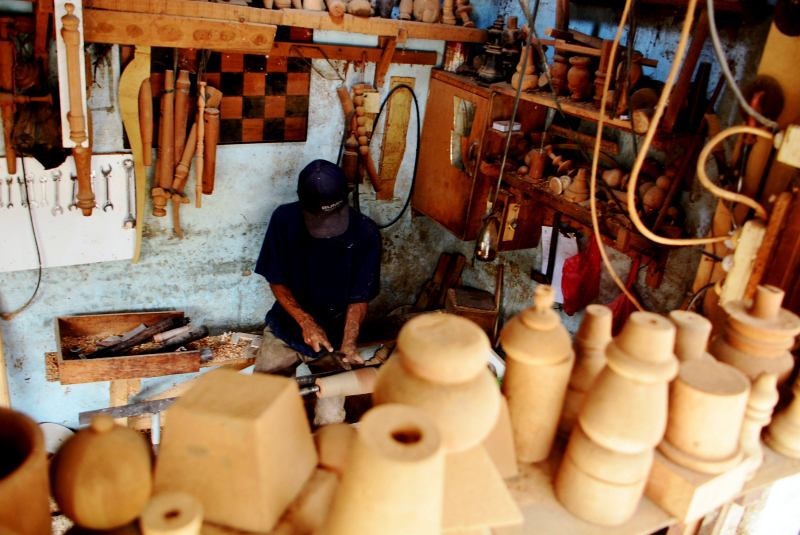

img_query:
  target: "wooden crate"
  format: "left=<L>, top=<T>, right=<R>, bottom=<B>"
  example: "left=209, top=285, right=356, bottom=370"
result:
left=445, top=287, right=499, bottom=342
left=55, top=311, right=202, bottom=385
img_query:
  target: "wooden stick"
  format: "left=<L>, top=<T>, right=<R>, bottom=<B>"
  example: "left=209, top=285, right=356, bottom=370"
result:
left=202, top=108, right=219, bottom=195
left=158, top=69, right=175, bottom=189
left=61, top=4, right=94, bottom=216
left=195, top=81, right=205, bottom=208
left=172, top=122, right=197, bottom=238
left=0, top=327, right=10, bottom=408
left=139, top=78, right=153, bottom=166
left=173, top=69, right=191, bottom=167
left=0, top=21, right=16, bottom=175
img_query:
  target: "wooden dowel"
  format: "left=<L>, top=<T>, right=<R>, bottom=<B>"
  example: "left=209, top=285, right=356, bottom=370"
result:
left=158, top=70, right=175, bottom=189
left=196, top=81, right=206, bottom=209
left=202, top=108, right=219, bottom=195
left=138, top=78, right=153, bottom=166
left=173, top=69, right=191, bottom=167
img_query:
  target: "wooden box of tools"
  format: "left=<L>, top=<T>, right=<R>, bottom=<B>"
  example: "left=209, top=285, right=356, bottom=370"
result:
left=445, top=288, right=499, bottom=342
left=55, top=311, right=202, bottom=385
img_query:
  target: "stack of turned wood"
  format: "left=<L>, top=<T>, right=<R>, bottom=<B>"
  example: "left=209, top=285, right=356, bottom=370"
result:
left=140, top=69, right=222, bottom=238
left=295, top=0, right=475, bottom=26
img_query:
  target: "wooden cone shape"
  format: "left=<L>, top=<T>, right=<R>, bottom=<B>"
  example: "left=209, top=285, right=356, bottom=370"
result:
left=579, top=312, right=678, bottom=454
left=765, top=372, right=800, bottom=458
left=372, top=314, right=500, bottom=453
left=0, top=408, right=50, bottom=535
left=511, top=50, right=538, bottom=92
left=154, top=369, right=317, bottom=533
left=51, top=414, right=152, bottom=530
left=318, top=404, right=444, bottom=535
left=710, top=285, right=800, bottom=380
left=564, top=168, right=589, bottom=203
left=659, top=359, right=750, bottom=474
left=669, top=310, right=712, bottom=362
left=561, top=304, right=612, bottom=435
left=501, top=285, right=574, bottom=462
left=555, top=424, right=653, bottom=526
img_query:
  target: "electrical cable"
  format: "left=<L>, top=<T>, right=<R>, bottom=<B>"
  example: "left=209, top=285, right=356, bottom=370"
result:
left=1, top=158, right=42, bottom=321
left=338, top=84, right=421, bottom=230
left=706, top=0, right=780, bottom=132
left=687, top=281, right=716, bottom=312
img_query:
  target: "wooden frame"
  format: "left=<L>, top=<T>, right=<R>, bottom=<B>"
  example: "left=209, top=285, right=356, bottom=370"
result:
left=55, top=311, right=201, bottom=385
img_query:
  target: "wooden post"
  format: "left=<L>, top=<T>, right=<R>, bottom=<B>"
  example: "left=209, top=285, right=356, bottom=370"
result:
left=196, top=81, right=205, bottom=208
left=158, top=70, right=175, bottom=189
left=0, top=327, right=10, bottom=408
left=173, top=70, right=191, bottom=167
left=61, top=4, right=94, bottom=216
left=555, top=0, right=569, bottom=31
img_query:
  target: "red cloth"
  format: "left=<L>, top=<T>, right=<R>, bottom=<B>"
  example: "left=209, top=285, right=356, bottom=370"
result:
left=606, top=256, right=641, bottom=336
left=561, top=237, right=602, bottom=316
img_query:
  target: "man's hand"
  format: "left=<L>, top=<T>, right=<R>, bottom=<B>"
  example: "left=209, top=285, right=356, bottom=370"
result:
left=341, top=343, right=364, bottom=366
left=300, top=319, right=334, bottom=353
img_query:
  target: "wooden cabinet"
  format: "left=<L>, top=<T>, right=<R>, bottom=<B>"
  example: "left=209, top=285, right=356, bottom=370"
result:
left=413, top=70, right=546, bottom=250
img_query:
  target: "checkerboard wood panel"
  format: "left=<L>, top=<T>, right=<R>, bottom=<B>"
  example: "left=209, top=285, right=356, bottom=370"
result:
left=149, top=48, right=311, bottom=144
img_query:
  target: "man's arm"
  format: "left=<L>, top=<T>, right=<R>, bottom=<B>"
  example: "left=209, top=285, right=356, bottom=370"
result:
left=270, top=283, right=333, bottom=353
left=340, top=302, right=368, bottom=365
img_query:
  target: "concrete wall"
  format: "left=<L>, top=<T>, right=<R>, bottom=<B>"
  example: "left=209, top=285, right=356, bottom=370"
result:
left=0, top=0, right=772, bottom=428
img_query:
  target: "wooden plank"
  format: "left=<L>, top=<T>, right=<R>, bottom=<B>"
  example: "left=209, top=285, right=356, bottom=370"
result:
left=58, top=351, right=201, bottom=385
left=0, top=329, right=10, bottom=408
left=545, top=27, right=603, bottom=50
left=83, top=9, right=276, bottom=51
left=417, top=253, right=452, bottom=311
left=718, top=219, right=766, bottom=306
left=110, top=378, right=140, bottom=426
left=374, top=37, right=397, bottom=88
left=270, top=41, right=436, bottom=65
left=743, top=191, right=792, bottom=300
left=548, top=124, right=619, bottom=155
left=438, top=254, right=466, bottom=308
left=118, top=45, right=150, bottom=264
left=377, top=77, right=414, bottom=199
left=56, top=311, right=185, bottom=338
left=85, top=0, right=284, bottom=25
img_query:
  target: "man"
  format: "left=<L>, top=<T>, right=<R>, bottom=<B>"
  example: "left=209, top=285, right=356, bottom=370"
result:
left=254, top=160, right=381, bottom=417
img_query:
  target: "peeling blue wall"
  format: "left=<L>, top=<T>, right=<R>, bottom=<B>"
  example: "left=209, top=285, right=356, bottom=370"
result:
left=0, top=0, right=770, bottom=428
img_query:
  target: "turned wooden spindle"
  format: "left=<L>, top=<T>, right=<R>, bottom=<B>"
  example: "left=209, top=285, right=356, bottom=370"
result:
left=196, top=81, right=206, bottom=208
left=173, top=70, right=191, bottom=166
left=455, top=0, right=474, bottom=27
left=325, top=0, right=346, bottom=17
left=139, top=78, right=153, bottom=166
left=442, top=0, right=456, bottom=24
left=398, top=0, right=413, bottom=20
left=352, top=85, right=382, bottom=193
left=202, top=87, right=222, bottom=196
left=158, top=70, right=175, bottom=189
left=61, top=4, right=94, bottom=216
left=172, top=123, right=197, bottom=239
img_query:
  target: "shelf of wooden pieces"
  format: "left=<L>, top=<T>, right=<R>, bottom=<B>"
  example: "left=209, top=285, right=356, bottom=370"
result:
left=55, top=311, right=203, bottom=385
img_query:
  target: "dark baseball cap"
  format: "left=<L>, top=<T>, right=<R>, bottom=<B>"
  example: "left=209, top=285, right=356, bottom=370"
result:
left=298, top=159, right=350, bottom=238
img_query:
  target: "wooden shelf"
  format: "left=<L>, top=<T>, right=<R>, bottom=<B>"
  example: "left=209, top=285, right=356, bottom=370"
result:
left=84, top=0, right=488, bottom=43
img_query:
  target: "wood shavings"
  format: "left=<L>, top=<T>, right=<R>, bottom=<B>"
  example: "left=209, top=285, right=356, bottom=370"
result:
left=46, top=352, right=59, bottom=382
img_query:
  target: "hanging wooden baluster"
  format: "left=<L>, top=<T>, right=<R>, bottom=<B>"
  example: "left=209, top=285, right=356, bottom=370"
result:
left=139, top=78, right=153, bottom=166
left=151, top=90, right=168, bottom=217
left=61, top=4, right=94, bottom=216
left=352, top=84, right=382, bottom=193
left=171, top=123, right=197, bottom=239
left=158, top=70, right=175, bottom=189
left=195, top=81, right=206, bottom=209
left=173, top=70, right=191, bottom=167
left=202, top=87, right=222, bottom=196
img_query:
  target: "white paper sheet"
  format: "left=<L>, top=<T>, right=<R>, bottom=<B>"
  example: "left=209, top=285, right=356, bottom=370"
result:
left=540, top=226, right=579, bottom=304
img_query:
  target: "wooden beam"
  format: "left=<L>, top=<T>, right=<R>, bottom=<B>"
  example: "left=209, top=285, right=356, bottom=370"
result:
left=270, top=41, right=436, bottom=65
left=83, top=0, right=488, bottom=42
left=548, top=124, right=619, bottom=155
left=83, top=9, right=276, bottom=51
left=374, top=36, right=397, bottom=88
left=546, top=27, right=602, bottom=49
left=661, top=8, right=708, bottom=133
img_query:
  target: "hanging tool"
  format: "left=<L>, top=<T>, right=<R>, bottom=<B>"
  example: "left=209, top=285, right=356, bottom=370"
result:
left=51, top=171, right=63, bottom=216
left=5, top=177, right=11, bottom=209
left=68, top=173, right=78, bottom=211
left=25, top=174, right=37, bottom=208
left=100, top=164, right=113, bottom=212
left=17, top=177, right=26, bottom=208
left=122, top=158, right=135, bottom=229
left=38, top=176, right=48, bottom=208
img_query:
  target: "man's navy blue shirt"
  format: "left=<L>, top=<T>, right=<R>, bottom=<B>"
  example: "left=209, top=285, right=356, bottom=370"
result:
left=255, top=202, right=381, bottom=359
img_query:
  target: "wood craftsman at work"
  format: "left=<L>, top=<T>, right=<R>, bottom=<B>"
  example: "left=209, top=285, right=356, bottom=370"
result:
left=5, top=0, right=800, bottom=533
left=254, top=159, right=381, bottom=425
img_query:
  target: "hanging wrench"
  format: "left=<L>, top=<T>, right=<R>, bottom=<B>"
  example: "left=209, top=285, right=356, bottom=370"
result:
left=100, top=165, right=113, bottom=212
left=122, top=159, right=135, bottom=229
left=39, top=176, right=48, bottom=208
left=17, top=177, right=26, bottom=208
left=68, top=173, right=78, bottom=211
left=0, top=177, right=3, bottom=209
left=51, top=171, right=63, bottom=216
left=91, top=172, right=99, bottom=209
left=5, top=177, right=12, bottom=209
left=25, top=174, right=37, bottom=208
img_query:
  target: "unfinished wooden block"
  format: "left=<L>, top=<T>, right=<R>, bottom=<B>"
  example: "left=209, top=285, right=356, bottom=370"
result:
left=154, top=369, right=317, bottom=533
left=740, top=372, right=780, bottom=479
left=318, top=404, right=444, bottom=535
left=272, top=468, right=339, bottom=535
left=0, top=408, right=50, bottom=535
left=765, top=372, right=800, bottom=458
left=51, top=414, right=152, bottom=530
left=314, top=423, right=355, bottom=478
left=501, top=285, right=575, bottom=462
left=644, top=449, right=749, bottom=523
left=373, top=314, right=500, bottom=453
left=710, top=285, right=800, bottom=380
left=560, top=304, right=612, bottom=435
left=659, top=358, right=750, bottom=474
left=668, top=310, right=712, bottom=362
left=481, top=395, right=518, bottom=479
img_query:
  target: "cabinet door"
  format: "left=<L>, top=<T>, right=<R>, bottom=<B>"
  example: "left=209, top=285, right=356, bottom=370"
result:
left=412, top=76, right=491, bottom=240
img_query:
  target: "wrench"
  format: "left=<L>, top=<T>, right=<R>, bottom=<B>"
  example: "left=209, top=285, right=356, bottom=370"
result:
left=51, top=171, right=63, bottom=216
left=122, top=159, right=135, bottom=229
left=39, top=176, right=48, bottom=208
left=100, top=165, right=113, bottom=212
left=17, top=177, right=26, bottom=208
left=5, top=177, right=11, bottom=209
left=68, top=173, right=78, bottom=211
left=25, top=174, right=37, bottom=208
